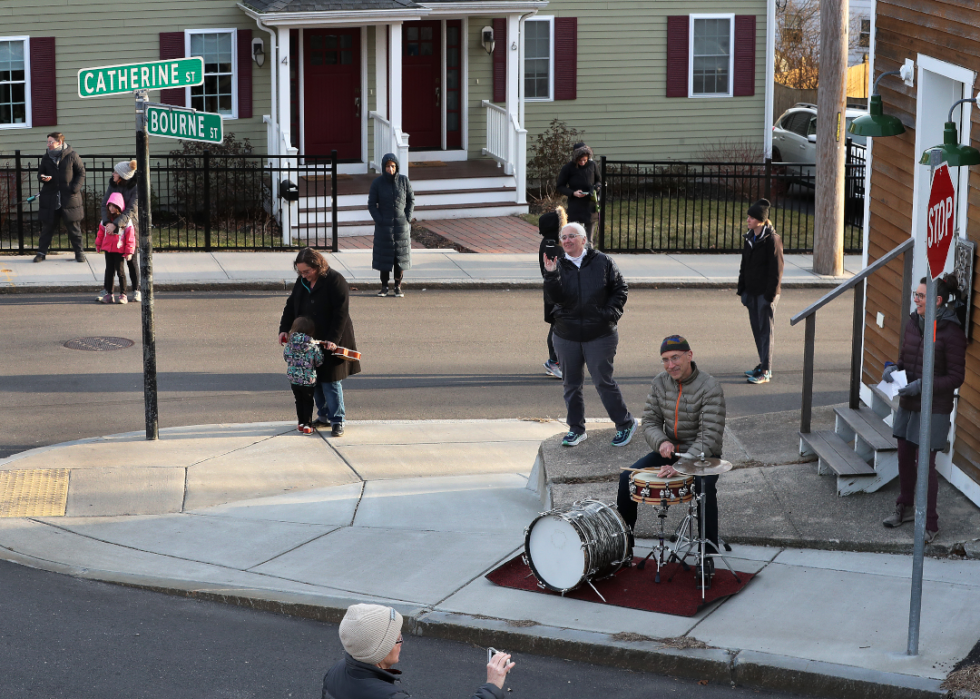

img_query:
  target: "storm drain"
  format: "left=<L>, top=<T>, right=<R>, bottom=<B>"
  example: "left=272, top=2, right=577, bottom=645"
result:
left=64, top=337, right=135, bottom=351
left=0, top=469, right=69, bottom=518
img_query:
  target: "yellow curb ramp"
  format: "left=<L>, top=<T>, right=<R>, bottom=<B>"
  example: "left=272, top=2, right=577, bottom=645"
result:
left=0, top=469, right=69, bottom=517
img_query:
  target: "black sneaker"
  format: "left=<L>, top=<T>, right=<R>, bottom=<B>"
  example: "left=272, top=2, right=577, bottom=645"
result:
left=75, top=251, right=87, bottom=263
left=377, top=286, right=389, bottom=297
left=392, top=286, right=404, bottom=298
left=33, top=253, right=45, bottom=263
left=611, top=419, right=638, bottom=447
left=313, top=417, right=331, bottom=428
left=744, top=364, right=762, bottom=378
left=331, top=423, right=345, bottom=437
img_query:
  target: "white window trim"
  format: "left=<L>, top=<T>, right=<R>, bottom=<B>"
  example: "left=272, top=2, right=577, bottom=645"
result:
left=524, top=16, right=554, bottom=103
left=0, top=35, right=32, bottom=130
left=688, top=14, right=734, bottom=99
left=184, top=28, right=238, bottom=120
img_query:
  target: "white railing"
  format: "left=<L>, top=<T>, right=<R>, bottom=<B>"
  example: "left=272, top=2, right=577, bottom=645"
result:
left=264, top=115, right=299, bottom=245
left=481, top=100, right=512, bottom=174
left=511, top=113, right=527, bottom=205
left=370, top=111, right=411, bottom=179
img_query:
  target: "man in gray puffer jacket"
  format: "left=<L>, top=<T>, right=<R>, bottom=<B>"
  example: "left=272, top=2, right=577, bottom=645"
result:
left=617, top=335, right=726, bottom=586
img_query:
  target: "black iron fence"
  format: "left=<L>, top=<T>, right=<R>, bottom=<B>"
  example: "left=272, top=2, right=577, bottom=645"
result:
left=0, top=151, right=340, bottom=253
left=597, top=144, right=866, bottom=254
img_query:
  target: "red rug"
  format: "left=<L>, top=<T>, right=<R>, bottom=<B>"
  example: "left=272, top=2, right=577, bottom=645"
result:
left=486, top=556, right=755, bottom=617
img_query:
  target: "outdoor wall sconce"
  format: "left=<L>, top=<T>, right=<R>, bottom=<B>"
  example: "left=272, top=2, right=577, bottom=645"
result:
left=252, top=38, right=265, bottom=67
left=918, top=93, right=980, bottom=166
left=481, top=27, right=495, bottom=56
left=848, top=60, right=914, bottom=138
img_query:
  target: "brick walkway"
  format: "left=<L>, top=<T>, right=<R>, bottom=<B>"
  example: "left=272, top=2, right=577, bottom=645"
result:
left=416, top=216, right=541, bottom=253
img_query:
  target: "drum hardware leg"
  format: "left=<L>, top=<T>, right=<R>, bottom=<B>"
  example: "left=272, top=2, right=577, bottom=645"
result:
left=586, top=579, right=607, bottom=603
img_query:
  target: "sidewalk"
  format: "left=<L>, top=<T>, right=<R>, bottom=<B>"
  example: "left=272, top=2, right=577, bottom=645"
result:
left=0, top=250, right=863, bottom=292
left=0, top=419, right=977, bottom=699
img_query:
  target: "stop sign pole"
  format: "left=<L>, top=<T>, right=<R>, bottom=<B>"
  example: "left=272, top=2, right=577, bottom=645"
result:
left=907, top=149, right=951, bottom=655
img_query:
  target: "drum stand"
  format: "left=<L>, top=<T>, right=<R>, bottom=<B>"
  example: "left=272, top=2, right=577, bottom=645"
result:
left=636, top=501, right=676, bottom=583
left=668, top=491, right=741, bottom=599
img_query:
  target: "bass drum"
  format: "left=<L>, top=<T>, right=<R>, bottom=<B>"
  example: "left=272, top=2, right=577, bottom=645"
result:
left=523, top=500, right=630, bottom=593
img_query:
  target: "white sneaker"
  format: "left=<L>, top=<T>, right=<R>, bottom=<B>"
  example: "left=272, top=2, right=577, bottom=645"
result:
left=132, top=290, right=142, bottom=302
left=98, top=292, right=114, bottom=304
left=117, top=294, right=128, bottom=304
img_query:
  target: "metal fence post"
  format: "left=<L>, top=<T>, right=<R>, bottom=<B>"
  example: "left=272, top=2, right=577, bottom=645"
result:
left=598, top=155, right=607, bottom=252
left=14, top=150, right=25, bottom=254
left=203, top=150, right=212, bottom=251
left=764, top=157, right=772, bottom=202
left=800, top=313, right=816, bottom=434
left=331, top=149, right=338, bottom=252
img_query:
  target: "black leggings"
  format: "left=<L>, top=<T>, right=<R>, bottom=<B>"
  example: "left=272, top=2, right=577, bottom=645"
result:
left=291, top=384, right=316, bottom=425
left=127, top=250, right=140, bottom=291
left=380, top=263, right=403, bottom=286
left=103, top=252, right=126, bottom=294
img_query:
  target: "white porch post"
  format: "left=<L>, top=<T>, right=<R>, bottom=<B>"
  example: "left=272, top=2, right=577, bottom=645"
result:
left=505, top=14, right=526, bottom=204
left=277, top=26, right=298, bottom=245
left=388, top=22, right=409, bottom=179
left=375, top=25, right=388, bottom=119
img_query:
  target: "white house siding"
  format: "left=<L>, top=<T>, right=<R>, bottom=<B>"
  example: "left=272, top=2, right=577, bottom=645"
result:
left=0, top=0, right=271, bottom=157
left=521, top=0, right=769, bottom=162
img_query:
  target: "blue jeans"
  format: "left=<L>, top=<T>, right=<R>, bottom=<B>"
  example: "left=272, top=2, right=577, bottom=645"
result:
left=314, top=380, right=345, bottom=425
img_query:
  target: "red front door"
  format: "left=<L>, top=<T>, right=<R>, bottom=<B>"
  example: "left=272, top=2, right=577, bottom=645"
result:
left=304, top=29, right=361, bottom=159
left=402, top=21, right=441, bottom=149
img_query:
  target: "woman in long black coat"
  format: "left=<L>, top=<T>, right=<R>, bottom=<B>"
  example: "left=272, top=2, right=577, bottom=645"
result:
left=278, top=248, right=360, bottom=437
left=35, top=132, right=87, bottom=262
left=368, top=153, right=414, bottom=297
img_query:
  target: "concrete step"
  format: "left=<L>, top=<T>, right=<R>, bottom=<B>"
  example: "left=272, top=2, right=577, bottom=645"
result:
left=294, top=201, right=528, bottom=229
left=298, top=183, right=517, bottom=210
left=834, top=406, right=898, bottom=453
left=298, top=188, right=519, bottom=222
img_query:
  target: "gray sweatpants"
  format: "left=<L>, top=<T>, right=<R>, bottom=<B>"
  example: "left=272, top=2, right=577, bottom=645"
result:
left=553, top=330, right=634, bottom=435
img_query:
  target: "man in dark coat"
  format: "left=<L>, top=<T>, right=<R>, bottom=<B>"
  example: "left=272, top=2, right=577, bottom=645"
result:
left=35, top=132, right=87, bottom=263
left=543, top=222, right=637, bottom=449
left=556, top=143, right=601, bottom=244
left=279, top=248, right=360, bottom=437
left=369, top=153, right=414, bottom=297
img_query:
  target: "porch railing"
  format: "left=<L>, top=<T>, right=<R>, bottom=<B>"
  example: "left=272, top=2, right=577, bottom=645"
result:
left=481, top=100, right=512, bottom=175
left=369, top=112, right=410, bottom=178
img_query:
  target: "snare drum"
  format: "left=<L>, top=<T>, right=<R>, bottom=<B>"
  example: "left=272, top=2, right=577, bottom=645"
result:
left=523, top=500, right=629, bottom=593
left=629, top=470, right=695, bottom=505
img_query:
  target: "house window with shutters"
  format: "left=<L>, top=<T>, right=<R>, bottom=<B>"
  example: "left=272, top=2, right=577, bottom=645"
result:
left=859, top=19, right=871, bottom=48
left=0, top=37, right=29, bottom=128
left=524, top=17, right=553, bottom=101
left=690, top=15, right=734, bottom=98
left=186, top=29, right=238, bottom=118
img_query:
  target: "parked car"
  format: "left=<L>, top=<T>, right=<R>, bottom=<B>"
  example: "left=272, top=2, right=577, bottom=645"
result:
left=772, top=103, right=868, bottom=178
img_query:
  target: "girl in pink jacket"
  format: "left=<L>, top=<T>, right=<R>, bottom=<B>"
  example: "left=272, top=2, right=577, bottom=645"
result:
left=95, top=192, right=136, bottom=304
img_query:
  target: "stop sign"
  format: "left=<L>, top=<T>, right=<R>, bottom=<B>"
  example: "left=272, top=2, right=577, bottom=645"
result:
left=926, top=163, right=955, bottom=280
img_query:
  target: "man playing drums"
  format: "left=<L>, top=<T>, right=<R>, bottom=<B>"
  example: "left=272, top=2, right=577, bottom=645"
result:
left=616, top=335, right=727, bottom=587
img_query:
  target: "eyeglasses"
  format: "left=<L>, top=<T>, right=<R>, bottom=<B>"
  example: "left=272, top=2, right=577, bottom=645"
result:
left=559, top=234, right=582, bottom=241
left=395, top=636, right=403, bottom=645
left=661, top=353, right=689, bottom=366
left=912, top=292, right=926, bottom=300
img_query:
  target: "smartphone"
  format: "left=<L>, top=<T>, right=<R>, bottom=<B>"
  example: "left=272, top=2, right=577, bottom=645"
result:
left=487, top=647, right=502, bottom=663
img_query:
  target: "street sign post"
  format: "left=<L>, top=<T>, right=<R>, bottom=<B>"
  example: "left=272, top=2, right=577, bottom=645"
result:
left=146, top=106, right=223, bottom=144
left=926, top=162, right=955, bottom=280
left=78, top=57, right=204, bottom=98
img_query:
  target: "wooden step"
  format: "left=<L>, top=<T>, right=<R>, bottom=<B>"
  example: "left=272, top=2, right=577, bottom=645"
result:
left=799, top=431, right=876, bottom=477
left=834, top=406, right=898, bottom=452
left=869, top=383, right=899, bottom=420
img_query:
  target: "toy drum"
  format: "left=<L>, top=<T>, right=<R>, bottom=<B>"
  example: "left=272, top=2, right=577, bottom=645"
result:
left=629, top=470, right=695, bottom=505
left=523, top=500, right=630, bottom=593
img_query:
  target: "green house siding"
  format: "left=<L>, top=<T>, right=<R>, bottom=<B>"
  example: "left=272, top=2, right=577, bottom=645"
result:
left=0, top=0, right=271, bottom=157
left=522, top=0, right=768, bottom=161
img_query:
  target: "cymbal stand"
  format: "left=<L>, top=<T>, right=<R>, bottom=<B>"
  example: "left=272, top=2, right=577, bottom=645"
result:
left=667, top=490, right=741, bottom=599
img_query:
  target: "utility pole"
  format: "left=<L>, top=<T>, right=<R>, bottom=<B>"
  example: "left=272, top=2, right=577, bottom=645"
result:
left=813, top=0, right=849, bottom=275
left=135, top=90, right=159, bottom=440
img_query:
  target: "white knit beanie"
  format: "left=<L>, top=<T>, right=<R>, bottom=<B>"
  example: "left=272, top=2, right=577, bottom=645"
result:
left=339, top=604, right=403, bottom=664
left=114, top=159, right=137, bottom=180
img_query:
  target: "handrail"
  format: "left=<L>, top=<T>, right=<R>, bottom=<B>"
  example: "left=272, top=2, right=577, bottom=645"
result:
left=368, top=110, right=390, bottom=127
left=482, top=99, right=507, bottom=115
left=791, top=237, right=914, bottom=326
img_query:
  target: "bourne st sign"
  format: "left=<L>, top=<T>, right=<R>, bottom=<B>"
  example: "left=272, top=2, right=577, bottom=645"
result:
left=78, top=57, right=204, bottom=98
left=147, top=106, right=223, bottom=144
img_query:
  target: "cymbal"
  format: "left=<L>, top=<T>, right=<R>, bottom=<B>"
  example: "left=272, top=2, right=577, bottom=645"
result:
left=673, top=457, right=733, bottom=476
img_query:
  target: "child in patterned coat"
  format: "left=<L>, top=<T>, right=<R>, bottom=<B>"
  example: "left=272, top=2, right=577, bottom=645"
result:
left=283, top=316, right=324, bottom=434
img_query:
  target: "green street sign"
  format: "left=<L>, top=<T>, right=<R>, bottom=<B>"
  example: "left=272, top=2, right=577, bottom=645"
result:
left=78, top=57, right=204, bottom=98
left=146, top=106, right=223, bottom=144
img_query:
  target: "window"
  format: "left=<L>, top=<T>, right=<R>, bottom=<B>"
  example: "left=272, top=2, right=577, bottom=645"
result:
left=0, top=37, right=29, bottom=127
left=780, top=111, right=811, bottom=136
left=186, top=29, right=237, bottom=118
left=524, top=18, right=553, bottom=101
left=690, top=15, right=733, bottom=97
left=859, top=19, right=870, bottom=48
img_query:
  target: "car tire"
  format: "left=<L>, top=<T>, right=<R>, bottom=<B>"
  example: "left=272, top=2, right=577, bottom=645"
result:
left=772, top=147, right=783, bottom=162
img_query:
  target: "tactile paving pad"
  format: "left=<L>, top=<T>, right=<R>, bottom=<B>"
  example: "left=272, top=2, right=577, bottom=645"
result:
left=0, top=469, right=69, bottom=518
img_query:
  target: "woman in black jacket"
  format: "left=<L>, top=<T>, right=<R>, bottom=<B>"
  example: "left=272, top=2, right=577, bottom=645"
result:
left=278, top=248, right=360, bottom=437
left=555, top=143, right=601, bottom=244
left=736, top=199, right=784, bottom=385
left=368, top=153, right=414, bottom=297
left=35, top=132, right=87, bottom=263
left=543, top=223, right=636, bottom=448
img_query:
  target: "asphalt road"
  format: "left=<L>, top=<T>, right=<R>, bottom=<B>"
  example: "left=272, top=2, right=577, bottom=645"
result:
left=0, top=288, right=852, bottom=458
left=0, top=559, right=806, bottom=699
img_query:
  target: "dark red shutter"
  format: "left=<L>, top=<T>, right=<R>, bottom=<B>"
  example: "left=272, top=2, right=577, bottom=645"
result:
left=665, top=16, right=689, bottom=98
left=30, top=37, right=57, bottom=127
left=733, top=15, right=756, bottom=96
left=492, top=18, right=506, bottom=103
left=159, top=32, right=185, bottom=107
left=554, top=18, right=577, bottom=101
left=237, top=29, right=253, bottom=118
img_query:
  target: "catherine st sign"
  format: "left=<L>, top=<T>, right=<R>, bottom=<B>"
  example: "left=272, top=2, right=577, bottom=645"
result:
left=78, top=57, right=204, bottom=98
left=147, top=106, right=223, bottom=144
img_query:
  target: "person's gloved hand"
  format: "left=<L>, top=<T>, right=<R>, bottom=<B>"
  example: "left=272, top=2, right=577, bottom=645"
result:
left=882, top=363, right=897, bottom=383
left=117, top=236, right=123, bottom=249
left=898, top=379, right=922, bottom=397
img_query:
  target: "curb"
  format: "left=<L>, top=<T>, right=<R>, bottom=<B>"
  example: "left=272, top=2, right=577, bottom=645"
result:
left=0, top=545, right=947, bottom=699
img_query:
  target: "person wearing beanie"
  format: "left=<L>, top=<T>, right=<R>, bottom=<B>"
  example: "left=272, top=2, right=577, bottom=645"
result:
left=556, top=142, right=601, bottom=244
left=323, top=603, right=515, bottom=699
left=736, top=199, right=783, bottom=384
left=100, top=159, right=142, bottom=301
left=616, top=335, right=726, bottom=589
left=34, top=132, right=87, bottom=263
left=538, top=206, right=567, bottom=379
left=369, top=153, right=414, bottom=298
